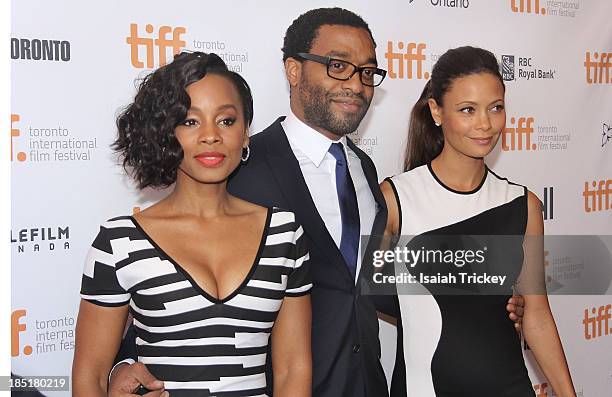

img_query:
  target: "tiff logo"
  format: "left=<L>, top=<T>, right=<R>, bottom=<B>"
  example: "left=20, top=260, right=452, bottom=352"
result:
left=11, top=310, right=32, bottom=356
left=542, top=187, right=553, bottom=220
left=126, top=23, right=186, bottom=68
left=511, top=0, right=546, bottom=14
left=583, top=304, right=611, bottom=340
left=385, top=41, right=429, bottom=79
left=584, top=51, right=612, bottom=84
left=501, top=117, right=536, bottom=151
left=582, top=180, right=612, bottom=213
left=11, top=114, right=26, bottom=162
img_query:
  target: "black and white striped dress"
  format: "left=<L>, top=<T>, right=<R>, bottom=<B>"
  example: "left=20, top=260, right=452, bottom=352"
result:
left=80, top=207, right=312, bottom=396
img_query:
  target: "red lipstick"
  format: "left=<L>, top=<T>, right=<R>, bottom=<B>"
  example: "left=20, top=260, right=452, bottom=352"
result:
left=195, top=152, right=225, bottom=167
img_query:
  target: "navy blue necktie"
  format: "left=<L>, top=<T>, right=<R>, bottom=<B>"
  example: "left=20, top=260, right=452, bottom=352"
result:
left=329, top=142, right=360, bottom=279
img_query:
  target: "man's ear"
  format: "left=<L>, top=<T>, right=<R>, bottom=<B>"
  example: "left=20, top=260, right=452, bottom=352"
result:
left=428, top=98, right=442, bottom=126
left=285, top=57, right=302, bottom=88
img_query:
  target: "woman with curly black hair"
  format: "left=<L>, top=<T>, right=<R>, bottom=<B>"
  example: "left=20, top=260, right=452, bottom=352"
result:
left=73, top=52, right=312, bottom=397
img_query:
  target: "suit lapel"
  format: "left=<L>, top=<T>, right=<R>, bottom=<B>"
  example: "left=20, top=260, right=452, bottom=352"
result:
left=264, top=118, right=354, bottom=284
left=346, top=139, right=389, bottom=290
left=347, top=138, right=388, bottom=236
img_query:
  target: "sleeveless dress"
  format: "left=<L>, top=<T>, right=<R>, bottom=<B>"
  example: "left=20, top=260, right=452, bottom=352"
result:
left=80, top=207, right=311, bottom=397
left=387, top=163, right=535, bottom=397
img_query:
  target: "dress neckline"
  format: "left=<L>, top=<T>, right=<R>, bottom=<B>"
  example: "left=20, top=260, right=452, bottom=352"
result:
left=128, top=207, right=273, bottom=304
left=426, top=162, right=488, bottom=195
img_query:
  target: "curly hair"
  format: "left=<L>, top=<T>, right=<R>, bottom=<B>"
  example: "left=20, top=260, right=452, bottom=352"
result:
left=281, top=7, right=376, bottom=62
left=113, top=52, right=254, bottom=189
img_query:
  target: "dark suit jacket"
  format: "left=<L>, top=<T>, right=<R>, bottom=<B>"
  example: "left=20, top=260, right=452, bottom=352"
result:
left=228, top=117, right=390, bottom=397
left=117, top=117, right=404, bottom=397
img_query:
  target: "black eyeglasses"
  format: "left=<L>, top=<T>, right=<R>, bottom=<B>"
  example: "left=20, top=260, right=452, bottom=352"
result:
left=296, top=53, right=387, bottom=87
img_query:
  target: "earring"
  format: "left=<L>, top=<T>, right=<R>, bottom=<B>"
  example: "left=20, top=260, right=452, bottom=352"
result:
left=241, top=146, right=250, bottom=162
left=434, top=121, right=441, bottom=127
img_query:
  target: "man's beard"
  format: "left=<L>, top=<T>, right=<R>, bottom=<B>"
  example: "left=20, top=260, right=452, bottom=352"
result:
left=298, top=76, right=371, bottom=136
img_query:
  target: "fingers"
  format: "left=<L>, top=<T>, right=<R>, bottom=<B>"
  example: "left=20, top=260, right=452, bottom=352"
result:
left=515, top=303, right=524, bottom=317
left=132, top=362, right=164, bottom=390
left=144, top=390, right=169, bottom=397
left=109, top=363, right=141, bottom=397
left=506, top=303, right=523, bottom=317
left=517, top=296, right=525, bottom=309
left=507, top=296, right=524, bottom=337
left=508, top=295, right=525, bottom=309
left=507, top=296, right=524, bottom=333
left=514, top=321, right=522, bottom=333
left=507, top=296, right=525, bottom=318
left=108, top=362, right=165, bottom=397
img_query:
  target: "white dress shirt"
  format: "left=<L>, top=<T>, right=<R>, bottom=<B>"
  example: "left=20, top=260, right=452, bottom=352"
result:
left=282, top=111, right=377, bottom=282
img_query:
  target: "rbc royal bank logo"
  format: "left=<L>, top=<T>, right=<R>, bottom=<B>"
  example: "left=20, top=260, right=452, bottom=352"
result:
left=499, top=55, right=555, bottom=82
left=501, top=55, right=515, bottom=81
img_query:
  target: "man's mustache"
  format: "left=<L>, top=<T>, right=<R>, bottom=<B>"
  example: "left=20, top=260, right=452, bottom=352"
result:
left=326, top=91, right=367, bottom=105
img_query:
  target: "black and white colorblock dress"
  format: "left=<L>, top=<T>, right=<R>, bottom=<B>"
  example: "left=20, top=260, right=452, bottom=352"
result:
left=80, top=207, right=312, bottom=397
left=387, top=164, right=535, bottom=397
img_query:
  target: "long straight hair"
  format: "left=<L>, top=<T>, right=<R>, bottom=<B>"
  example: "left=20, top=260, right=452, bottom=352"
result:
left=403, top=46, right=505, bottom=171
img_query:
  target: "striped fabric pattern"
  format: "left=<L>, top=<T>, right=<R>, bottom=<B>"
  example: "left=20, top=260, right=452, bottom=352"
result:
left=81, top=207, right=311, bottom=396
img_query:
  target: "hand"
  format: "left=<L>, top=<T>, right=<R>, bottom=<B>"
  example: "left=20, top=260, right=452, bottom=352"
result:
left=108, top=362, right=167, bottom=397
left=507, top=295, right=525, bottom=333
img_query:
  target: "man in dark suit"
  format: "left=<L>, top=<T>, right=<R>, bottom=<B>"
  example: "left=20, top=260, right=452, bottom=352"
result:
left=108, top=7, right=524, bottom=397
left=110, top=8, right=392, bottom=397
left=228, top=9, right=391, bottom=396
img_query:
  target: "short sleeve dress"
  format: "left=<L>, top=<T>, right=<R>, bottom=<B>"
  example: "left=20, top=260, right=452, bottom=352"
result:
left=80, top=207, right=311, bottom=397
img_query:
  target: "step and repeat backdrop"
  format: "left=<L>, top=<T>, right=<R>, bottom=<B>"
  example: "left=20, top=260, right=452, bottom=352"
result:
left=11, top=0, right=611, bottom=395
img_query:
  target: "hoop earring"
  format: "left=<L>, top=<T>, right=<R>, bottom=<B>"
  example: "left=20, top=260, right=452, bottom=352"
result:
left=241, top=146, right=250, bottom=162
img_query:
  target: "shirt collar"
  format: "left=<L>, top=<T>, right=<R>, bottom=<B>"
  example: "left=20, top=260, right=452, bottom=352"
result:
left=282, top=110, right=352, bottom=167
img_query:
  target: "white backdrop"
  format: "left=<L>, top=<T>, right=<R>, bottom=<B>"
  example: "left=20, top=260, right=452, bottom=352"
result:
left=11, top=0, right=612, bottom=395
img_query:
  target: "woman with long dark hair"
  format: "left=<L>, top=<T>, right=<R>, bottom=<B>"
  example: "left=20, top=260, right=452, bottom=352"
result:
left=72, top=52, right=312, bottom=397
left=381, top=46, right=575, bottom=396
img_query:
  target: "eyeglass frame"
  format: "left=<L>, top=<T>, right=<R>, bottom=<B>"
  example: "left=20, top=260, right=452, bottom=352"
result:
left=295, top=52, right=387, bottom=87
